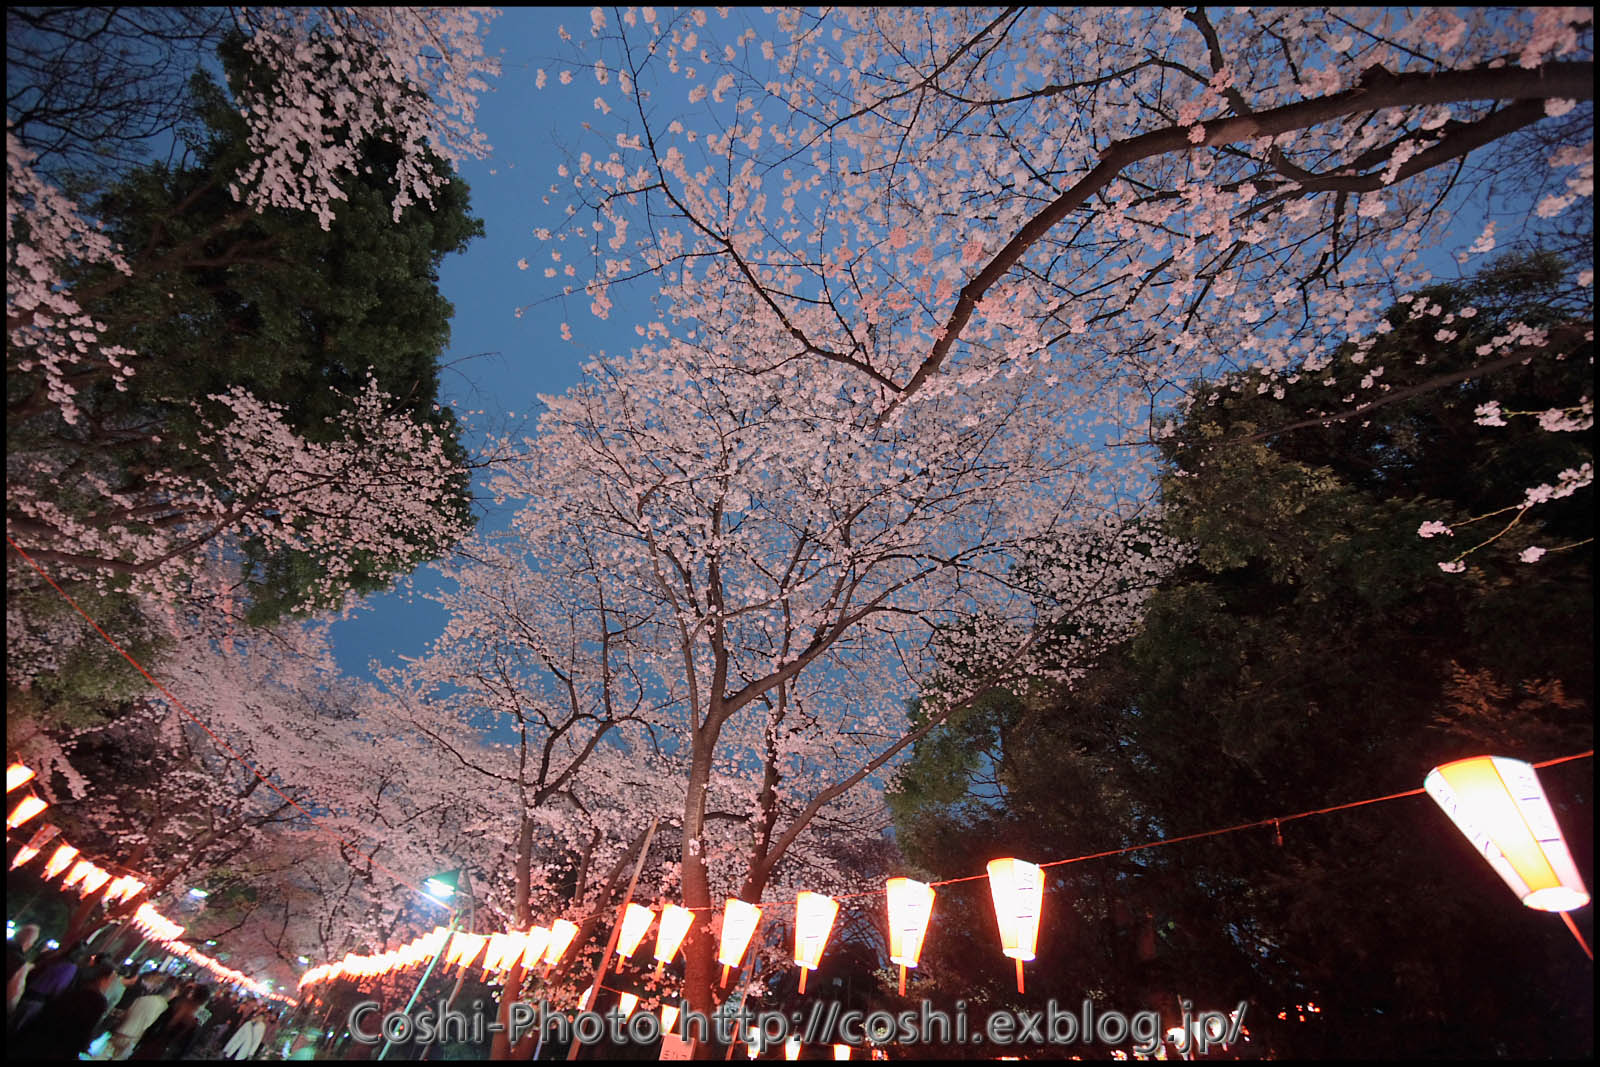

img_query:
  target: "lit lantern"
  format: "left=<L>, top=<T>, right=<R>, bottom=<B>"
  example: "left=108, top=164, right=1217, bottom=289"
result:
left=6, top=794, right=47, bottom=829
left=63, top=858, right=95, bottom=889
left=885, top=877, right=936, bottom=995
left=617, top=992, right=639, bottom=1020
left=521, top=926, right=551, bottom=970
left=661, top=1003, right=680, bottom=1034
left=1425, top=755, right=1590, bottom=912
left=717, top=899, right=763, bottom=987
left=6, top=763, right=36, bottom=793
left=452, top=933, right=487, bottom=971
left=9, top=822, right=59, bottom=869
left=616, top=902, right=655, bottom=958
left=986, top=858, right=1045, bottom=993
left=79, top=866, right=113, bottom=896
left=42, top=842, right=78, bottom=880
left=545, top=919, right=580, bottom=966
left=785, top=1036, right=802, bottom=1060
left=793, top=891, right=839, bottom=993
left=834, top=1045, right=853, bottom=1060
left=481, top=933, right=508, bottom=973
left=653, top=904, right=694, bottom=976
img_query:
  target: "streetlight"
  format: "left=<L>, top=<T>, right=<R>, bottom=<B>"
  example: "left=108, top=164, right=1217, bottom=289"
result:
left=377, top=868, right=473, bottom=1062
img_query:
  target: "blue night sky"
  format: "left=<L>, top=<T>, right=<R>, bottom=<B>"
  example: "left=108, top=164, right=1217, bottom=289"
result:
left=328, top=7, right=643, bottom=678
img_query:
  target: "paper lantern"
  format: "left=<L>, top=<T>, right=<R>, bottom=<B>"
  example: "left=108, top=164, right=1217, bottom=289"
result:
left=834, top=1045, right=853, bottom=1060
left=793, top=891, right=839, bottom=993
left=885, top=877, right=936, bottom=995
left=661, top=1003, right=680, bottom=1034
left=451, top=933, right=487, bottom=970
left=617, top=992, right=638, bottom=1020
left=1426, top=755, right=1590, bottom=912
left=63, top=858, right=95, bottom=889
left=717, top=899, right=763, bottom=987
left=6, top=763, right=35, bottom=793
left=786, top=1035, right=802, bottom=1060
left=79, top=866, right=113, bottom=896
left=616, top=902, right=655, bottom=958
left=42, top=842, right=78, bottom=880
left=482, top=932, right=513, bottom=974
left=9, top=822, right=59, bottom=870
left=545, top=919, right=580, bottom=966
left=653, top=904, right=694, bottom=975
left=6, top=795, right=47, bottom=829
left=521, top=926, right=551, bottom=970
left=987, top=858, right=1045, bottom=993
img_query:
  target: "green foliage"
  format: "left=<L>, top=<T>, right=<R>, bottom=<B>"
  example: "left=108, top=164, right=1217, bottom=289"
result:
left=11, top=33, right=482, bottom=625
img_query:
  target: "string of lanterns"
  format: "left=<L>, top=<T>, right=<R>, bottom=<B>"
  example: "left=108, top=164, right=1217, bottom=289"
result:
left=295, top=752, right=1592, bottom=1007
left=6, top=763, right=292, bottom=1002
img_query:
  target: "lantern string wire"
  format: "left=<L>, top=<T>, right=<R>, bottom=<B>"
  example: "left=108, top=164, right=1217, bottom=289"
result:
left=9, top=536, right=1591, bottom=966
left=4, top=535, right=486, bottom=919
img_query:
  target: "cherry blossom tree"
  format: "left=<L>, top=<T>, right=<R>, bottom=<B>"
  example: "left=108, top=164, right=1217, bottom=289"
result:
left=534, top=6, right=1592, bottom=559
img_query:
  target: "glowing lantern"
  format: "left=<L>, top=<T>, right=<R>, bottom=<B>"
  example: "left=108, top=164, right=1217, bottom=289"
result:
left=793, top=891, right=839, bottom=993
left=616, top=902, right=655, bottom=958
left=717, top=899, right=762, bottom=987
left=79, top=866, right=113, bottom=896
left=63, top=858, right=95, bottom=889
left=521, top=926, right=551, bottom=970
left=617, top=992, right=638, bottom=1020
left=9, top=822, right=59, bottom=870
left=1426, top=756, right=1590, bottom=912
left=653, top=904, right=694, bottom=975
left=42, top=842, right=78, bottom=880
left=6, top=763, right=36, bottom=793
left=885, top=877, right=936, bottom=995
left=834, top=1045, right=853, bottom=1060
left=785, top=1035, right=802, bottom=1060
left=451, top=933, right=487, bottom=971
left=544, top=919, right=580, bottom=966
left=987, top=858, right=1045, bottom=993
left=661, top=1003, right=680, bottom=1034
left=6, top=795, right=47, bottom=829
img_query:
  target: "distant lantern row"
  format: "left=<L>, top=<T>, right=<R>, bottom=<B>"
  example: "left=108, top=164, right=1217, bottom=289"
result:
left=6, top=765, right=290, bottom=1002
left=17, top=754, right=1587, bottom=1004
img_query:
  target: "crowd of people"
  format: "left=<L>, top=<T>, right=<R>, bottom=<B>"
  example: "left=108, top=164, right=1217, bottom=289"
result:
left=6, top=924, right=280, bottom=1060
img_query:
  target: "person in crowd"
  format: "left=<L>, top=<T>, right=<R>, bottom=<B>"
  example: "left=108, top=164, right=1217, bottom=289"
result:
left=4, top=923, right=41, bottom=1016
left=12, top=960, right=118, bottom=1059
left=130, top=979, right=212, bottom=1062
left=130, top=982, right=211, bottom=1060
left=10, top=941, right=83, bottom=1033
left=221, top=1003, right=271, bottom=1060
left=107, top=975, right=175, bottom=1060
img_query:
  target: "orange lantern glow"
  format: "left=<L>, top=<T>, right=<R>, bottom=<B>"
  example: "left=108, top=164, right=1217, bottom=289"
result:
left=986, top=858, right=1045, bottom=993
left=886, top=877, right=936, bottom=995
left=717, top=899, right=762, bottom=987
left=63, top=858, right=95, bottom=889
left=42, top=842, right=79, bottom=880
left=616, top=902, right=655, bottom=958
left=617, top=992, right=639, bottom=1020
left=1426, top=755, right=1590, bottom=912
left=482, top=932, right=513, bottom=974
left=6, top=794, right=47, bottom=829
left=521, top=926, right=551, bottom=970
left=9, top=822, right=59, bottom=870
left=793, top=891, right=839, bottom=993
left=653, top=903, right=694, bottom=976
left=79, top=866, right=113, bottom=896
left=785, top=1035, right=802, bottom=1060
left=453, top=933, right=487, bottom=971
left=544, top=919, right=580, bottom=966
left=661, top=1003, right=680, bottom=1034
left=6, top=763, right=36, bottom=793
left=833, top=1045, right=853, bottom=1060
